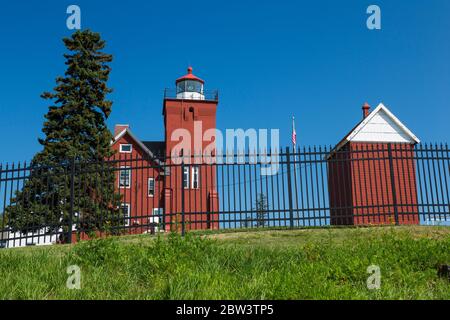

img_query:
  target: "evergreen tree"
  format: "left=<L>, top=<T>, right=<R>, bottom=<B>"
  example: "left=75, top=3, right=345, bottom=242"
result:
left=6, top=30, right=120, bottom=240
left=254, top=193, right=268, bottom=227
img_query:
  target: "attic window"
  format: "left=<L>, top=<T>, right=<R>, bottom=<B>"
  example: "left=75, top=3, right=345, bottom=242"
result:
left=120, top=144, right=132, bottom=153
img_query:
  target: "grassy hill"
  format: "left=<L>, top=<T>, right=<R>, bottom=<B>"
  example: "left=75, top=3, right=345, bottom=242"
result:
left=0, top=226, right=449, bottom=299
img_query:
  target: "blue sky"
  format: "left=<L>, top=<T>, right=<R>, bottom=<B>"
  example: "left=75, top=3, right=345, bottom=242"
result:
left=0, top=0, right=449, bottom=163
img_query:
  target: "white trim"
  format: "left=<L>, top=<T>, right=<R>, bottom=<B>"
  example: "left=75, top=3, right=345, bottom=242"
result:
left=112, top=128, right=128, bottom=142
left=346, top=103, right=420, bottom=144
left=118, top=166, right=131, bottom=189
left=119, top=144, right=133, bottom=153
left=148, top=177, right=155, bottom=197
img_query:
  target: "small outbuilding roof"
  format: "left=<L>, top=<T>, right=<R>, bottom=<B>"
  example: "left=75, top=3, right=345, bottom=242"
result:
left=328, top=103, right=420, bottom=157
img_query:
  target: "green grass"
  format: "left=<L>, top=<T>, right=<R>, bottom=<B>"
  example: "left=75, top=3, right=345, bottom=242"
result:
left=0, top=226, right=449, bottom=299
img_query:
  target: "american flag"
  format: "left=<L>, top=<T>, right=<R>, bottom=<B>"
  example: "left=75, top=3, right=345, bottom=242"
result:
left=292, top=116, right=297, bottom=146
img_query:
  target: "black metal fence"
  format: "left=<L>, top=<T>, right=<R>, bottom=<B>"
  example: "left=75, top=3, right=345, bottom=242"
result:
left=1, top=143, right=449, bottom=248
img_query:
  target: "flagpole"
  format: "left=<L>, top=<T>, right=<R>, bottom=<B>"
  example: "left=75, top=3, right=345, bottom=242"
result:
left=293, top=116, right=297, bottom=150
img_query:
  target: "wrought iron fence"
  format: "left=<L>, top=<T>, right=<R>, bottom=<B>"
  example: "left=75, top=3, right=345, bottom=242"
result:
left=1, top=143, right=449, bottom=248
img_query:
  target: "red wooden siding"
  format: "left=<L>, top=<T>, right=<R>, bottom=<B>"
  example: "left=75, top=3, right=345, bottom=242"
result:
left=111, top=133, right=164, bottom=231
left=328, top=144, right=353, bottom=225
left=328, top=142, right=419, bottom=225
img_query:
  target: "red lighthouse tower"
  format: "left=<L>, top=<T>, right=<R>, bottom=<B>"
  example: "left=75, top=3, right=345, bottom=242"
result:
left=162, top=67, right=219, bottom=231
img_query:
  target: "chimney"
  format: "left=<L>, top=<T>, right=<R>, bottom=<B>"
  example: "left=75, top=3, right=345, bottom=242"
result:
left=362, top=102, right=370, bottom=119
left=114, top=124, right=129, bottom=136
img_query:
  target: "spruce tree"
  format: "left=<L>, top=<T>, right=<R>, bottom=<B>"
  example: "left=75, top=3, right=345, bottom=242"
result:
left=255, top=193, right=268, bottom=227
left=6, top=30, right=120, bottom=240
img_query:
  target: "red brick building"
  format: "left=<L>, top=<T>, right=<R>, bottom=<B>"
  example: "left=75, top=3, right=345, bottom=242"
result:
left=110, top=67, right=219, bottom=232
left=327, top=103, right=420, bottom=225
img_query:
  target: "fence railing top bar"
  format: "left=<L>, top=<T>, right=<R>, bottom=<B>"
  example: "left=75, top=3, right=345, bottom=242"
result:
left=2, top=143, right=450, bottom=171
left=0, top=161, right=73, bottom=175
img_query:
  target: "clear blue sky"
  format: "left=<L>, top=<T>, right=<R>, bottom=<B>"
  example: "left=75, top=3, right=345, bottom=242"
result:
left=0, top=0, right=449, bottom=163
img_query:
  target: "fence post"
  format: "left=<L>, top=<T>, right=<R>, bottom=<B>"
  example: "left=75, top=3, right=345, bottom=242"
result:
left=387, top=144, right=399, bottom=225
left=286, top=147, right=294, bottom=228
left=162, top=161, right=167, bottom=232
left=67, top=157, right=75, bottom=244
left=181, top=161, right=186, bottom=236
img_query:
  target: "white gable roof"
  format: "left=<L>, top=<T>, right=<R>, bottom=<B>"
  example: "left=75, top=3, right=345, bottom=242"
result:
left=327, top=103, right=420, bottom=159
left=346, top=103, right=420, bottom=144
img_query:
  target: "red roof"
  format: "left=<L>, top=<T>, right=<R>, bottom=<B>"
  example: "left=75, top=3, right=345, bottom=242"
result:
left=175, top=66, right=204, bottom=84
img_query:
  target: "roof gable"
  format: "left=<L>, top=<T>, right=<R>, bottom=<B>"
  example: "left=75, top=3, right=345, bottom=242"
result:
left=347, top=103, right=420, bottom=144
left=111, top=128, right=165, bottom=168
left=328, top=103, right=420, bottom=158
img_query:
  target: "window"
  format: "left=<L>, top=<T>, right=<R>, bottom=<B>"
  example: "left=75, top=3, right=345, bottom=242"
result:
left=149, top=208, right=163, bottom=229
left=120, top=203, right=131, bottom=226
left=182, top=166, right=200, bottom=189
left=120, top=144, right=132, bottom=153
left=152, top=208, right=163, bottom=217
left=148, top=178, right=155, bottom=197
left=176, top=80, right=203, bottom=94
left=192, top=166, right=200, bottom=189
left=183, top=166, right=189, bottom=189
left=119, top=167, right=131, bottom=188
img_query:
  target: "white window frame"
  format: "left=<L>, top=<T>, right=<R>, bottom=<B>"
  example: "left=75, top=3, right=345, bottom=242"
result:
left=119, top=144, right=133, bottom=153
left=121, top=203, right=131, bottom=226
left=149, top=208, right=163, bottom=231
left=191, top=166, right=200, bottom=189
left=183, top=166, right=190, bottom=189
left=119, top=166, right=131, bottom=188
left=152, top=208, right=163, bottom=217
left=148, top=178, right=155, bottom=197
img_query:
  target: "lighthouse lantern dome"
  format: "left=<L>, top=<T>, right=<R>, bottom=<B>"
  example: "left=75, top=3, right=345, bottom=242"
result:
left=176, top=67, right=205, bottom=100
